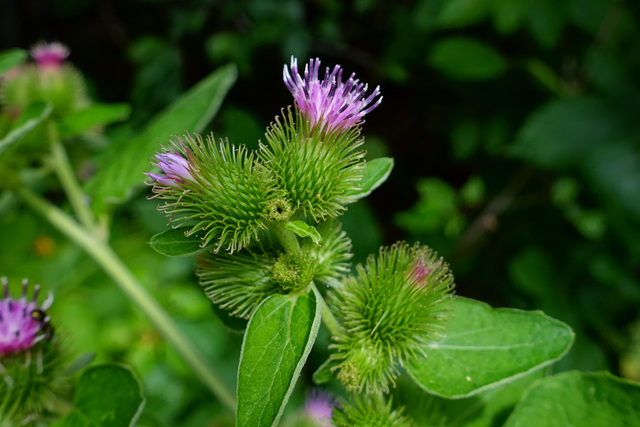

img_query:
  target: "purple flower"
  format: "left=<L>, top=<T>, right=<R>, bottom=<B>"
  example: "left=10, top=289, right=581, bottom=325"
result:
left=304, top=389, right=336, bottom=427
left=147, top=152, right=195, bottom=188
left=0, top=278, right=53, bottom=355
left=30, top=42, right=70, bottom=70
left=283, top=57, right=382, bottom=133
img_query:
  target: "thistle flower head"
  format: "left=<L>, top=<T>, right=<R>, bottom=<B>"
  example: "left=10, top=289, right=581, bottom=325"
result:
left=0, top=277, right=53, bottom=355
left=303, top=389, right=337, bottom=427
left=328, top=242, right=455, bottom=394
left=283, top=57, right=382, bottom=133
left=331, top=394, right=413, bottom=427
left=147, top=151, right=195, bottom=188
left=30, top=42, right=69, bottom=70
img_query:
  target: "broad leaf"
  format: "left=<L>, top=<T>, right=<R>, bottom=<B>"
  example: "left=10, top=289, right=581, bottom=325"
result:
left=347, top=157, right=394, bottom=200
left=51, top=364, right=144, bottom=427
left=149, top=227, right=207, bottom=257
left=0, top=102, right=52, bottom=157
left=283, top=220, right=321, bottom=245
left=237, top=288, right=321, bottom=427
left=504, top=371, right=640, bottom=426
left=0, top=48, right=27, bottom=76
left=57, top=103, right=131, bottom=137
left=407, top=297, right=574, bottom=398
left=86, top=64, right=237, bottom=213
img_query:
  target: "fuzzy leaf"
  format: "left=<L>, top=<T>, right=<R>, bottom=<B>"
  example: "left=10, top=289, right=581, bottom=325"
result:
left=149, top=227, right=207, bottom=257
left=57, top=103, right=131, bottom=137
left=407, top=297, right=574, bottom=398
left=0, top=48, right=27, bottom=76
left=237, top=288, right=321, bottom=427
left=504, top=371, right=640, bottom=426
left=283, top=220, right=322, bottom=245
left=347, top=157, right=394, bottom=200
left=0, top=102, right=52, bottom=157
left=51, top=364, right=144, bottom=427
left=85, top=64, right=237, bottom=213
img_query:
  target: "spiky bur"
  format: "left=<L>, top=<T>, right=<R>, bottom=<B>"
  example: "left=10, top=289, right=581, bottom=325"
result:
left=0, top=278, right=65, bottom=425
left=302, top=220, right=353, bottom=288
left=327, top=242, right=455, bottom=394
left=258, top=108, right=365, bottom=221
left=197, top=223, right=350, bottom=319
left=331, top=394, right=413, bottom=427
left=147, top=133, right=287, bottom=253
left=1, top=42, right=88, bottom=118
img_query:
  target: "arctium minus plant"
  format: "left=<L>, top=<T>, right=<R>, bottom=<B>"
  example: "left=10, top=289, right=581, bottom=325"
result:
left=147, top=56, right=456, bottom=426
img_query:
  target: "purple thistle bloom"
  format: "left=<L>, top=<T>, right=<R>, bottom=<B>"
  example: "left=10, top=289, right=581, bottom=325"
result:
left=147, top=152, right=195, bottom=188
left=304, top=389, right=336, bottom=427
left=0, top=278, right=53, bottom=355
left=283, top=57, right=382, bottom=133
left=30, top=42, right=70, bottom=70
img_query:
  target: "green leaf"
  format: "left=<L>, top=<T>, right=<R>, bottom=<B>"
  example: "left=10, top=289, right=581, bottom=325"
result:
left=0, top=48, right=27, bottom=76
left=504, top=371, right=640, bottom=426
left=57, top=103, right=131, bottom=137
left=237, top=288, right=321, bottom=427
left=428, top=37, right=507, bottom=81
left=283, top=220, right=322, bottom=245
left=149, top=227, right=207, bottom=257
left=0, top=102, right=52, bottom=157
left=51, top=364, right=144, bottom=427
left=347, top=157, right=394, bottom=200
left=85, top=64, right=237, bottom=213
left=437, top=0, right=490, bottom=29
left=407, top=297, right=574, bottom=398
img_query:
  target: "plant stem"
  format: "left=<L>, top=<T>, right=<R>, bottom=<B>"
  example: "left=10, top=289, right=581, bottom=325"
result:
left=16, top=187, right=236, bottom=413
left=47, top=121, right=96, bottom=232
left=316, top=288, right=344, bottom=337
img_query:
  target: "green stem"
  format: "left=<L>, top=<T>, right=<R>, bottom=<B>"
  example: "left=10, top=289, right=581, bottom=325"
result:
left=316, top=287, right=344, bottom=337
left=16, top=187, right=236, bottom=413
left=47, top=121, right=96, bottom=232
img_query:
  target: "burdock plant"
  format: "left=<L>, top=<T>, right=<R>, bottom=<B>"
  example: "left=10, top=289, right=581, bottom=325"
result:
left=148, top=56, right=455, bottom=426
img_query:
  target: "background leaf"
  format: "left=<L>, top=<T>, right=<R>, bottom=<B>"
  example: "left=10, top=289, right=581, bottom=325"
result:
left=57, top=103, right=131, bottom=137
left=428, top=37, right=507, bottom=80
left=407, top=297, right=574, bottom=398
left=51, top=364, right=144, bottom=427
left=0, top=48, right=27, bottom=76
left=236, top=288, right=321, bottom=427
left=149, top=227, right=207, bottom=257
left=0, top=102, right=52, bottom=157
left=85, top=64, right=237, bottom=213
left=504, top=371, right=640, bottom=426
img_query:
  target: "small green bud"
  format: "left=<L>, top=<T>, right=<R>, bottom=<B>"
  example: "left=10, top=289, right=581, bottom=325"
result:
left=328, top=242, right=455, bottom=394
left=332, top=394, right=413, bottom=427
left=270, top=252, right=315, bottom=292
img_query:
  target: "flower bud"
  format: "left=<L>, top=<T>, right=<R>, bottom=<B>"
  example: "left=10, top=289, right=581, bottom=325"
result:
left=0, top=277, right=65, bottom=425
left=328, top=242, right=455, bottom=394
left=331, top=394, right=412, bottom=427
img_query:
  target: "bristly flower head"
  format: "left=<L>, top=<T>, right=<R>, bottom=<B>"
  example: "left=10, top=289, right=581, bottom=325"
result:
left=147, top=151, right=195, bottom=188
left=0, top=277, right=53, bottom=355
left=328, top=242, right=455, bottom=394
left=30, top=42, right=70, bottom=70
left=283, top=57, right=382, bottom=133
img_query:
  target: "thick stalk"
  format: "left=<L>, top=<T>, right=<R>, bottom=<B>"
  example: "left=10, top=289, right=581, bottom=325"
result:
left=16, top=187, right=236, bottom=412
left=47, top=121, right=96, bottom=232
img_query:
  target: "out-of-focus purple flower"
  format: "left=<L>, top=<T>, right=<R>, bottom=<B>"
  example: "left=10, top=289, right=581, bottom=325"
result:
left=304, top=389, right=336, bottom=427
left=283, top=57, right=382, bottom=133
left=0, top=278, right=53, bottom=355
left=30, top=42, right=70, bottom=70
left=147, top=152, right=195, bottom=188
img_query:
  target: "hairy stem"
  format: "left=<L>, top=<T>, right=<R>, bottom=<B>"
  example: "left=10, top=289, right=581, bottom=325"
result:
left=16, top=187, right=236, bottom=412
left=47, top=120, right=96, bottom=232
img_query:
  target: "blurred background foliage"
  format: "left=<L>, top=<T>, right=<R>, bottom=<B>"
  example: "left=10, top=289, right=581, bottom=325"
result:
left=1, top=0, right=640, bottom=425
